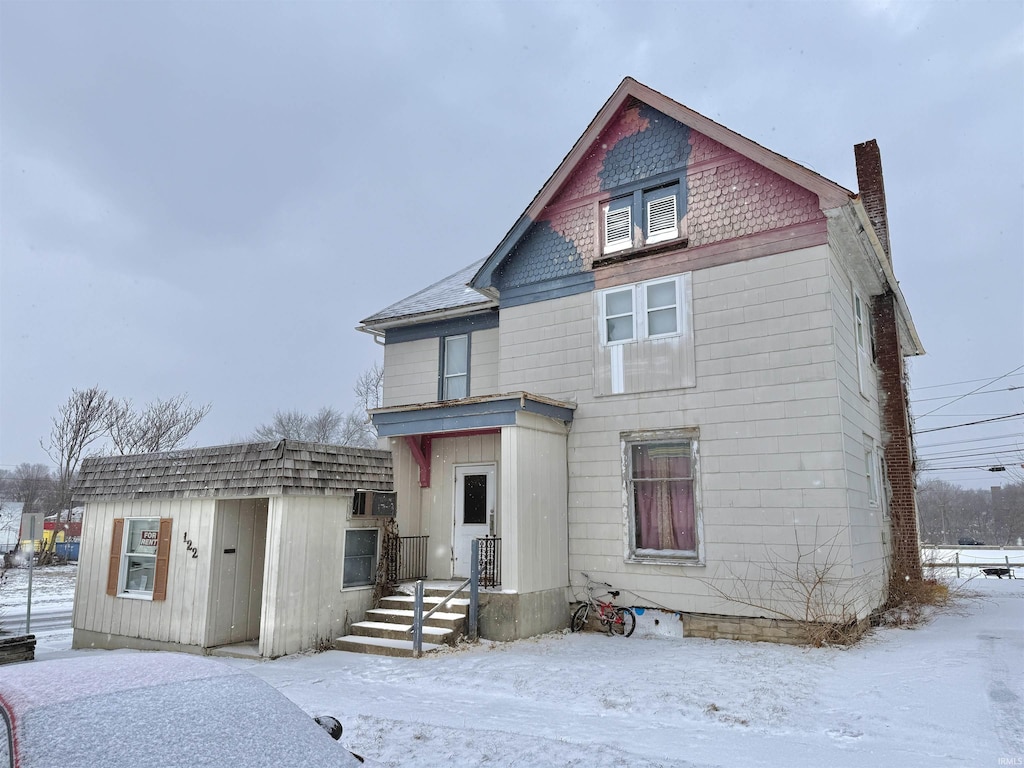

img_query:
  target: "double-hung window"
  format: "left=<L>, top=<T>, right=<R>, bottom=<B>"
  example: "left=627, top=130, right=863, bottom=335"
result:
left=107, top=517, right=172, bottom=600
left=343, top=528, right=378, bottom=588
left=624, top=432, right=700, bottom=561
left=600, top=275, right=684, bottom=345
left=441, top=334, right=468, bottom=400
left=601, top=181, right=682, bottom=255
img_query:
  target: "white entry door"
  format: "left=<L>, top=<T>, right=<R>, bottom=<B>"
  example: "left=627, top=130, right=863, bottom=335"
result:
left=453, top=464, right=495, bottom=578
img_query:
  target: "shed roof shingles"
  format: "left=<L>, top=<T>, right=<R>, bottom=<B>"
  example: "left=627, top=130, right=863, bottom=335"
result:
left=76, top=440, right=393, bottom=501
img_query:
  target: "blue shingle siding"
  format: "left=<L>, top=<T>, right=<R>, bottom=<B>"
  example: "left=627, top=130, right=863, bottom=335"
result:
left=598, top=104, right=692, bottom=191
left=494, top=220, right=585, bottom=291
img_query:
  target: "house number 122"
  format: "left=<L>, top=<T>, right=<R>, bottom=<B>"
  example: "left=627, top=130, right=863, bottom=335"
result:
left=182, top=532, right=199, bottom=559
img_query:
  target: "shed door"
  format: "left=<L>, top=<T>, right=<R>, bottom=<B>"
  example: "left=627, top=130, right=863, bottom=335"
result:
left=453, top=464, right=495, bottom=578
left=209, top=499, right=267, bottom=647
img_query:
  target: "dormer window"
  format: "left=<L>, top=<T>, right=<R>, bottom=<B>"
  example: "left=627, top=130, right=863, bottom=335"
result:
left=601, top=179, right=683, bottom=255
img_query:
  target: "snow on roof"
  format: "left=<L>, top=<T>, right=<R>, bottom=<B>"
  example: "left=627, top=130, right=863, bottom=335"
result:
left=76, top=440, right=393, bottom=501
left=360, top=258, right=493, bottom=327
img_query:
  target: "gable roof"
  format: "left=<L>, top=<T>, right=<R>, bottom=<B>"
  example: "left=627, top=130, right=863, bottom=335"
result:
left=75, top=440, right=393, bottom=501
left=360, top=258, right=495, bottom=328
left=471, top=77, right=854, bottom=292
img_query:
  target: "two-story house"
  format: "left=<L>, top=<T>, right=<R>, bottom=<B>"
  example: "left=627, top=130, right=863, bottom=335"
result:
left=358, top=78, right=924, bottom=643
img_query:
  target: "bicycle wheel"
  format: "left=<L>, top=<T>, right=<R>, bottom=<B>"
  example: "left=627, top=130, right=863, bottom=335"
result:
left=608, top=607, right=636, bottom=637
left=570, top=603, right=589, bottom=632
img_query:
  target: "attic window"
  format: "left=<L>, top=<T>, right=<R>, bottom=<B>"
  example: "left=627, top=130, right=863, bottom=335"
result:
left=604, top=206, right=633, bottom=253
left=646, top=194, right=678, bottom=244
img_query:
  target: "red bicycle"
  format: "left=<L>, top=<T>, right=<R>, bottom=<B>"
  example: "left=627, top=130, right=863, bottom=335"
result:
left=570, top=572, right=636, bottom=637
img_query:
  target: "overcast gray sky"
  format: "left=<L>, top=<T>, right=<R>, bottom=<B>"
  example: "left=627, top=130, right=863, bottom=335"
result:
left=1, top=1, right=1021, bottom=489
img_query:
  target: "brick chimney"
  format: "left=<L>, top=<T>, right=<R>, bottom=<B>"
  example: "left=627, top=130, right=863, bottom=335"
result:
left=854, top=139, right=892, bottom=262
left=855, top=139, right=925, bottom=597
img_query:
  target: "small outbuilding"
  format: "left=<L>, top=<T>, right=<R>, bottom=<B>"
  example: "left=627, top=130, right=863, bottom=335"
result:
left=72, top=440, right=392, bottom=658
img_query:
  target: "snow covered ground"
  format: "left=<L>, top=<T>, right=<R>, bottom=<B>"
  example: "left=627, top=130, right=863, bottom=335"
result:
left=5, top=564, right=1022, bottom=767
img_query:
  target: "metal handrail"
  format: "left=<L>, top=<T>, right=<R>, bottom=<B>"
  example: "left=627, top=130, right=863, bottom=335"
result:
left=411, top=578, right=470, bottom=627
left=409, top=543, right=481, bottom=657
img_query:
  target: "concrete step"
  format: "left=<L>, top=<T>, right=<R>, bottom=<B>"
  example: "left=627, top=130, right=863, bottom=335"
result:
left=334, top=634, right=443, bottom=658
left=378, top=594, right=470, bottom=615
left=365, top=608, right=466, bottom=632
left=350, top=621, right=454, bottom=644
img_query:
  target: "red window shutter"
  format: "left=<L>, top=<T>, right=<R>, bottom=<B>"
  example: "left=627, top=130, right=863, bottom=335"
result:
left=107, top=518, right=124, bottom=596
left=152, top=518, right=173, bottom=601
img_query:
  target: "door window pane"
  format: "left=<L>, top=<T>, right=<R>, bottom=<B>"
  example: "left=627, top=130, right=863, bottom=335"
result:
left=463, top=474, right=488, bottom=525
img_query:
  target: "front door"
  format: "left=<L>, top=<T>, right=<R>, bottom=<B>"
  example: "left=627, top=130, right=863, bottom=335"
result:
left=453, top=464, right=495, bottom=578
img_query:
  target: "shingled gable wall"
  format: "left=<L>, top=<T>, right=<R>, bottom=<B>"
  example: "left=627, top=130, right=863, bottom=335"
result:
left=855, top=140, right=924, bottom=592
left=494, top=99, right=827, bottom=297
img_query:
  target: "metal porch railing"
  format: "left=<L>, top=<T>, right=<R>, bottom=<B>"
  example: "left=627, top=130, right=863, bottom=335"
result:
left=477, top=536, right=501, bottom=588
left=393, top=535, right=429, bottom=582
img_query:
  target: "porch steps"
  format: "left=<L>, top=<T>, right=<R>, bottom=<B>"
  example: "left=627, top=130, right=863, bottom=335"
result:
left=333, top=586, right=471, bottom=658
left=333, top=635, right=444, bottom=657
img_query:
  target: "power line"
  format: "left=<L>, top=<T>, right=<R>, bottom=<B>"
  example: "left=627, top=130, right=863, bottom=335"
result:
left=913, top=372, right=1024, bottom=391
left=918, top=365, right=1024, bottom=418
left=917, top=432, right=1024, bottom=449
left=914, top=413, right=1024, bottom=434
left=911, top=386, right=1022, bottom=404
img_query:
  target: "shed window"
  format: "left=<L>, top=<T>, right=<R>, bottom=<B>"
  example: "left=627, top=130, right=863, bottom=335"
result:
left=107, top=517, right=172, bottom=600
left=343, top=529, right=378, bottom=588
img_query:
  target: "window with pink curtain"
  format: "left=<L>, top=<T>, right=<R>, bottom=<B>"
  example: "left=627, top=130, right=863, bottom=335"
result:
left=630, top=440, right=695, bottom=553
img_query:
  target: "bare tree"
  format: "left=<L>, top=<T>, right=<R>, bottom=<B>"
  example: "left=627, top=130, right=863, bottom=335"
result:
left=353, top=361, right=384, bottom=413
left=9, top=463, right=56, bottom=516
left=305, top=406, right=345, bottom=443
left=344, top=361, right=384, bottom=448
left=252, top=409, right=330, bottom=442
left=40, top=387, right=114, bottom=564
left=251, top=362, right=383, bottom=448
left=108, top=394, right=211, bottom=454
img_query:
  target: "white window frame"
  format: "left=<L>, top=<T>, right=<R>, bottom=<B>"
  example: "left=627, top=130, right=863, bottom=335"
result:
left=600, top=275, right=685, bottom=346
left=119, top=517, right=160, bottom=599
left=441, top=334, right=469, bottom=400
left=622, top=429, right=703, bottom=565
left=342, top=528, right=379, bottom=589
